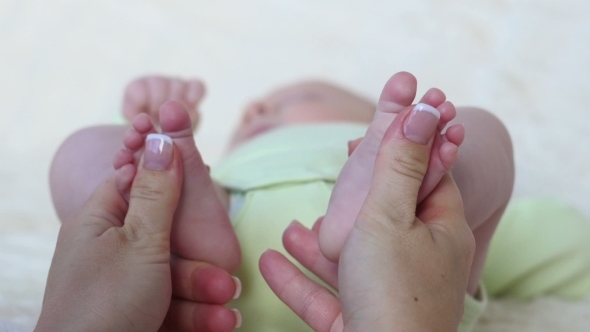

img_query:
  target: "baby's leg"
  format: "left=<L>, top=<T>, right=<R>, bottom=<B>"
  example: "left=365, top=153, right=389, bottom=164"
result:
left=50, top=125, right=127, bottom=222
left=320, top=72, right=461, bottom=262
left=448, top=107, right=515, bottom=294
left=115, top=101, right=240, bottom=272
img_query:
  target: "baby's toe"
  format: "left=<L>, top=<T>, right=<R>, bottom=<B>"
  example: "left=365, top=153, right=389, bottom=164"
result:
left=444, top=124, right=465, bottom=147
left=439, top=142, right=459, bottom=170
left=419, top=88, right=446, bottom=108
left=123, top=114, right=156, bottom=151
left=114, top=163, right=136, bottom=198
left=437, top=101, right=457, bottom=129
left=113, top=149, right=135, bottom=170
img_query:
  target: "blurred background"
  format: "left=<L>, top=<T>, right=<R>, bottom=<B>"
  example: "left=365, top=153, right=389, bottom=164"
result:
left=1, top=0, right=589, bottom=330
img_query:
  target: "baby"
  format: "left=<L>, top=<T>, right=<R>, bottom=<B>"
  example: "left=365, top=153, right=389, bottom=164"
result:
left=49, top=72, right=587, bottom=331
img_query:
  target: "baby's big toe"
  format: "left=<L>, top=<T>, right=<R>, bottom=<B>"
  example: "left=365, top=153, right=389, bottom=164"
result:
left=439, top=141, right=460, bottom=171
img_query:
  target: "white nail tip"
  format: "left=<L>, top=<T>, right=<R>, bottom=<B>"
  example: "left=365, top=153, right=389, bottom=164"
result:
left=413, top=103, right=441, bottom=119
left=232, top=276, right=242, bottom=299
left=146, top=133, right=173, bottom=144
left=232, top=309, right=242, bottom=328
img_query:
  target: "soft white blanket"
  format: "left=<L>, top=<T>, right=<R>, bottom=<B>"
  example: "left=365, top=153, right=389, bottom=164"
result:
left=1, top=0, right=589, bottom=330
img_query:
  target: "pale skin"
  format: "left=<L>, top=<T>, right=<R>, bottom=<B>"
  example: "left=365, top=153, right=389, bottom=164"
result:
left=40, top=97, right=474, bottom=331
left=50, top=72, right=513, bottom=300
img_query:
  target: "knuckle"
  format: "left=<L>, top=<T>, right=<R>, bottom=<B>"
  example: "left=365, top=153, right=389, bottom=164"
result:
left=357, top=202, right=412, bottom=239
left=123, top=213, right=168, bottom=248
left=122, top=215, right=142, bottom=241
left=299, top=286, right=323, bottom=322
left=386, top=150, right=427, bottom=183
left=129, top=182, right=166, bottom=203
left=358, top=181, right=420, bottom=233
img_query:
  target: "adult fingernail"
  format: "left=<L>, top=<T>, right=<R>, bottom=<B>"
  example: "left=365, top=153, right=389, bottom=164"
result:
left=403, top=103, right=440, bottom=144
left=144, top=134, right=173, bottom=170
left=232, top=309, right=242, bottom=328
left=232, top=276, right=242, bottom=299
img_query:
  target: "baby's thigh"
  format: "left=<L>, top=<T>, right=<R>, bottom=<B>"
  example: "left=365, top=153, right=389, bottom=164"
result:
left=50, top=125, right=127, bottom=222
left=450, top=106, right=514, bottom=223
left=452, top=106, right=513, bottom=173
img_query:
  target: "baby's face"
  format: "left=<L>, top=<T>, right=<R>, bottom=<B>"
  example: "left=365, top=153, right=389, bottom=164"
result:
left=228, top=81, right=375, bottom=149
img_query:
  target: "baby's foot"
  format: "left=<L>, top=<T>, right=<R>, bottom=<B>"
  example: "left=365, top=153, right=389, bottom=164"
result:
left=319, top=72, right=465, bottom=262
left=114, top=101, right=241, bottom=272
left=123, top=76, right=206, bottom=130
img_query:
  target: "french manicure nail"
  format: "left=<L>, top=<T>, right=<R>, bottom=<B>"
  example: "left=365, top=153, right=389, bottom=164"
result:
left=232, top=309, right=242, bottom=328
left=403, top=103, right=440, bottom=144
left=232, top=276, right=242, bottom=299
left=144, top=134, right=173, bottom=170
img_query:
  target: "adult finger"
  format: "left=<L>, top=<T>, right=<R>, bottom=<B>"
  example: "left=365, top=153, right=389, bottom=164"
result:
left=170, top=255, right=241, bottom=304
left=123, top=135, right=183, bottom=241
left=282, top=221, right=339, bottom=289
left=161, top=299, right=240, bottom=332
left=259, top=250, right=342, bottom=332
left=360, top=103, right=440, bottom=227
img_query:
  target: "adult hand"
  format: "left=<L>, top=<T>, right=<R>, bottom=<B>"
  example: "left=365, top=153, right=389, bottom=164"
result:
left=260, top=105, right=475, bottom=331
left=36, top=143, right=239, bottom=332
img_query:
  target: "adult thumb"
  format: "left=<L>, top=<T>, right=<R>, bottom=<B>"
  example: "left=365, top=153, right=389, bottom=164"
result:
left=361, top=104, right=440, bottom=225
left=123, top=134, right=183, bottom=242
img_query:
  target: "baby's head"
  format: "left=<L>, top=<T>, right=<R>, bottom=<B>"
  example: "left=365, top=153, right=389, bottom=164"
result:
left=228, top=80, right=376, bottom=149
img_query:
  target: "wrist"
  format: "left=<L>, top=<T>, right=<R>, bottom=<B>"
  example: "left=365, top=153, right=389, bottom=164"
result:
left=342, top=297, right=459, bottom=332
